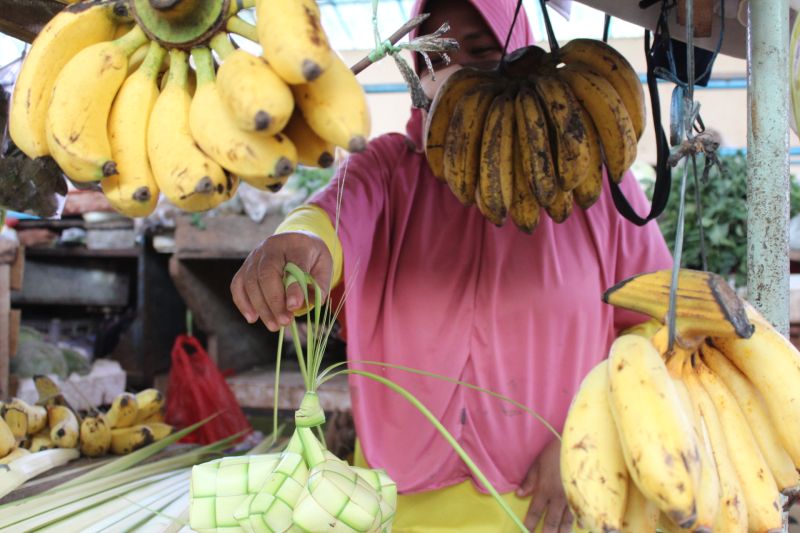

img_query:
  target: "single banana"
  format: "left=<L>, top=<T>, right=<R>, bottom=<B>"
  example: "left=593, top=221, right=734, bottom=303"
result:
left=211, top=33, right=294, bottom=135
left=606, top=335, right=700, bottom=528
left=560, top=360, right=628, bottom=533
left=621, top=479, right=659, bottom=533
left=603, top=269, right=754, bottom=341
left=256, top=0, right=333, bottom=84
left=46, top=25, right=148, bottom=182
left=700, top=343, right=800, bottom=492
left=478, top=89, right=516, bottom=225
left=0, top=417, right=16, bottom=457
left=110, top=425, right=154, bottom=455
left=48, top=405, right=79, bottom=448
left=27, top=431, right=55, bottom=452
left=571, top=105, right=604, bottom=210
left=510, top=129, right=540, bottom=233
left=7, top=398, right=47, bottom=434
left=134, top=388, right=165, bottom=424
left=140, top=412, right=165, bottom=424
left=682, top=359, right=748, bottom=533
left=3, top=407, right=28, bottom=440
left=531, top=75, right=591, bottom=192
left=144, top=422, right=174, bottom=440
left=148, top=49, right=238, bottom=212
left=693, top=359, right=782, bottom=532
left=190, top=46, right=297, bottom=189
left=291, top=52, right=370, bottom=153
left=558, top=66, right=637, bottom=183
left=424, top=67, right=499, bottom=178
left=9, top=1, right=124, bottom=158
left=79, top=415, right=112, bottom=457
left=711, top=304, right=800, bottom=468
left=0, top=447, right=30, bottom=465
left=544, top=189, right=574, bottom=224
left=442, top=83, right=501, bottom=207
left=105, top=392, right=139, bottom=429
left=283, top=109, right=335, bottom=168
left=514, top=83, right=557, bottom=208
left=557, top=39, right=646, bottom=140
left=668, top=356, right=719, bottom=533
left=103, top=40, right=165, bottom=218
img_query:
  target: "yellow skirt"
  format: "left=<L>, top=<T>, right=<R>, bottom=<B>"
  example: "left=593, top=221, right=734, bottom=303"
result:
left=353, top=441, right=545, bottom=533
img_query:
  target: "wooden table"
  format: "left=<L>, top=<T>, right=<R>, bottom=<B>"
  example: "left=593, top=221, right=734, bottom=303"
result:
left=0, top=240, right=23, bottom=399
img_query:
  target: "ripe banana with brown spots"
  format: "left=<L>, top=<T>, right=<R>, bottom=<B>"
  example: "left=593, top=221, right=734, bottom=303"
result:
left=509, top=129, right=540, bottom=233
left=557, top=38, right=646, bottom=140
left=559, top=66, right=637, bottom=183
left=571, top=105, right=604, bottom=210
left=514, top=83, right=557, bottom=208
left=560, top=360, right=628, bottom=533
left=478, top=88, right=516, bottom=225
left=607, top=335, right=701, bottom=528
left=424, top=67, right=499, bottom=179
left=532, top=75, right=591, bottom=192
left=442, top=83, right=502, bottom=207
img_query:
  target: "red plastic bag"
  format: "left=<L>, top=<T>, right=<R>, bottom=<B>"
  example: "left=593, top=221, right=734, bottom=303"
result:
left=165, top=334, right=252, bottom=444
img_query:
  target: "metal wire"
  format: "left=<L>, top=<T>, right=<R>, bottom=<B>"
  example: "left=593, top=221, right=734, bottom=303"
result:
left=668, top=156, right=692, bottom=351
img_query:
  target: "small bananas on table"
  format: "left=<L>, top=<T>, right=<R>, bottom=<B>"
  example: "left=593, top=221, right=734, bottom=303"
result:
left=10, top=0, right=370, bottom=218
left=0, top=387, right=173, bottom=462
left=425, top=39, right=644, bottom=233
left=562, top=269, right=800, bottom=533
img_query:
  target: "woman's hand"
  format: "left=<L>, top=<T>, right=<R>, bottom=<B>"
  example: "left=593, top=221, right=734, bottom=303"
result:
left=518, top=438, right=574, bottom=533
left=230, top=231, right=333, bottom=331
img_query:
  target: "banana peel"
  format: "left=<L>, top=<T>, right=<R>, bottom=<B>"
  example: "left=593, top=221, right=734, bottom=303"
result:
left=603, top=269, right=754, bottom=340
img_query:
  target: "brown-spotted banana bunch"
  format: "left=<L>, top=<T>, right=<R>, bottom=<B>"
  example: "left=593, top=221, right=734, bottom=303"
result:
left=424, top=39, right=644, bottom=233
left=10, top=0, right=369, bottom=219
left=562, top=268, right=800, bottom=533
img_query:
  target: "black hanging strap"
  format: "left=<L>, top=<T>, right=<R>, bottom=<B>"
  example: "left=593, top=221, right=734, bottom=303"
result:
left=608, top=29, right=672, bottom=226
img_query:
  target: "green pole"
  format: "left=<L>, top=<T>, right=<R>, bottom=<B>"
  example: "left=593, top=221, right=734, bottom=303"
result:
left=747, top=0, right=791, bottom=336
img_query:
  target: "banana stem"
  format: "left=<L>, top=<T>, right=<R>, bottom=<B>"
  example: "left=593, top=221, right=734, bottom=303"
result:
left=167, top=49, right=189, bottom=89
left=343, top=369, right=528, bottom=533
left=190, top=46, right=216, bottom=85
left=209, top=32, right=236, bottom=61
left=226, top=16, right=259, bottom=43
left=141, top=41, right=167, bottom=77
left=114, top=25, right=149, bottom=56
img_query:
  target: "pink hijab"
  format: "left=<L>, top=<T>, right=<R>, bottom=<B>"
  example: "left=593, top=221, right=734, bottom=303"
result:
left=404, top=0, right=535, bottom=150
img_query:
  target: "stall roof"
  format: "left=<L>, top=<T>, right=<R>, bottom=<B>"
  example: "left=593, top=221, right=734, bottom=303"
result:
left=314, top=0, right=753, bottom=58
left=315, top=0, right=644, bottom=51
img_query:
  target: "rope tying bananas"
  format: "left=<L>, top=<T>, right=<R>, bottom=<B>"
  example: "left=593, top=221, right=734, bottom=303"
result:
left=562, top=269, right=800, bottom=532
left=9, top=0, right=371, bottom=217
left=424, top=39, right=645, bottom=233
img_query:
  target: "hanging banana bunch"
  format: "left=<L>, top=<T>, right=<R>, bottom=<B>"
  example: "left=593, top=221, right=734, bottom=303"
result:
left=561, top=268, right=800, bottom=532
left=9, top=0, right=370, bottom=217
left=425, top=39, right=645, bottom=233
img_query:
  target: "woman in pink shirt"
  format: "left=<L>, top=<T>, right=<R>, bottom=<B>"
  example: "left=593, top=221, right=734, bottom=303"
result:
left=231, top=0, right=673, bottom=530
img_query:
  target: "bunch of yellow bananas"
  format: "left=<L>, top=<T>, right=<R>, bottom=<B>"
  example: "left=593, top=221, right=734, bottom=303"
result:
left=561, top=269, right=800, bottom=532
left=425, top=39, right=644, bottom=233
left=0, top=386, right=172, bottom=461
left=9, top=0, right=370, bottom=218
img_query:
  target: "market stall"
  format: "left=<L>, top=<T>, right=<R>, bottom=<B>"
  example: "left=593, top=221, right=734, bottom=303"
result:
left=0, top=0, right=798, bottom=531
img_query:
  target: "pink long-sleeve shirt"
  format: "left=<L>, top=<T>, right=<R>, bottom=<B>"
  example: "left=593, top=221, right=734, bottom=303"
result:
left=310, top=121, right=672, bottom=495
left=308, top=0, right=672, bottom=495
